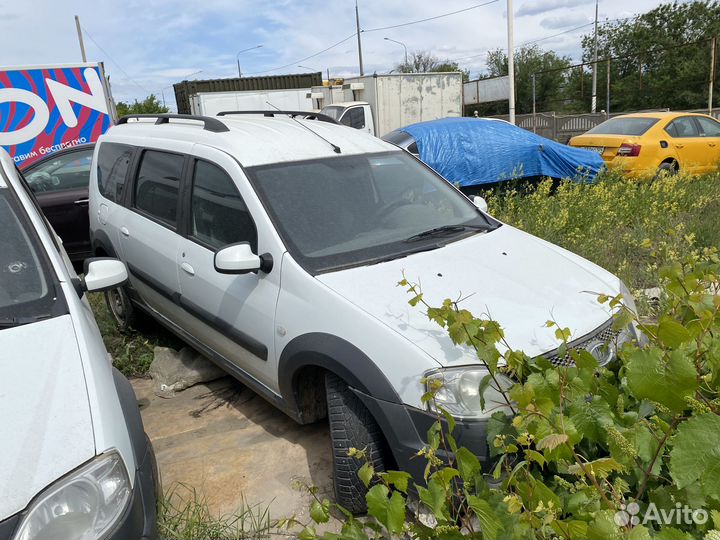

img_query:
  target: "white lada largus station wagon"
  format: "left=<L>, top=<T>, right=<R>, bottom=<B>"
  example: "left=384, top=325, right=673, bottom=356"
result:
left=88, top=112, right=638, bottom=512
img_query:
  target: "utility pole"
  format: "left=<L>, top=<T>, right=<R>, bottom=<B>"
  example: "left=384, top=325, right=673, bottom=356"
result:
left=710, top=36, right=717, bottom=114
left=355, top=0, right=364, bottom=76
left=75, top=15, right=87, bottom=62
left=590, top=0, right=599, bottom=113
left=507, top=0, right=515, bottom=124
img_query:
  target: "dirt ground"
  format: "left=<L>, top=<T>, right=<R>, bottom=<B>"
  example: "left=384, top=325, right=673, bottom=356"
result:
left=131, top=376, right=334, bottom=523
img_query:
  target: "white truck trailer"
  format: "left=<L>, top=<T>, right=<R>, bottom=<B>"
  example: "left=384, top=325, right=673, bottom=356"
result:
left=189, top=88, right=313, bottom=116
left=315, top=73, right=463, bottom=137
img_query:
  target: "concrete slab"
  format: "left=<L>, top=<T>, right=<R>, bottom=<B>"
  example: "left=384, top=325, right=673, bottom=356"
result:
left=131, top=376, right=334, bottom=523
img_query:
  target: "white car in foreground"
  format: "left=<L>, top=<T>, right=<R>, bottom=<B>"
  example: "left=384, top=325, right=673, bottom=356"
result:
left=0, top=149, right=158, bottom=540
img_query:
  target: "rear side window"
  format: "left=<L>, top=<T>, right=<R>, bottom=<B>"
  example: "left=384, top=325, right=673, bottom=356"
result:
left=586, top=117, right=659, bottom=136
left=97, top=143, right=133, bottom=202
left=134, top=150, right=184, bottom=227
left=190, top=160, right=256, bottom=251
left=340, top=107, right=366, bottom=129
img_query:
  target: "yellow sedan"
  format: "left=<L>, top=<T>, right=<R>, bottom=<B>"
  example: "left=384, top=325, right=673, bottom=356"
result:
left=569, top=112, right=720, bottom=177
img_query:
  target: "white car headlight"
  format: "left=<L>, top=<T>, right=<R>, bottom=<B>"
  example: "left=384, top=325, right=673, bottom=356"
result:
left=425, top=367, right=514, bottom=420
left=12, top=451, right=131, bottom=540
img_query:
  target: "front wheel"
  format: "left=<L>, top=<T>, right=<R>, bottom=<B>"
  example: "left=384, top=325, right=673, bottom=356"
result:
left=325, top=372, right=388, bottom=514
left=104, top=285, right=137, bottom=332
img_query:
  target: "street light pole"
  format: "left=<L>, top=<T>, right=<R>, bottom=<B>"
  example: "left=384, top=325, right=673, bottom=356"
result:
left=384, top=37, right=408, bottom=66
left=507, top=0, right=515, bottom=124
left=236, top=45, right=263, bottom=77
left=355, top=0, right=364, bottom=76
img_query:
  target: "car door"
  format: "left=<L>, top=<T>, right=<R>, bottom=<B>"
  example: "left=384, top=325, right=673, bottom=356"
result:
left=696, top=116, right=720, bottom=171
left=176, top=146, right=282, bottom=392
left=665, top=116, right=706, bottom=173
left=119, top=146, right=189, bottom=324
left=23, top=146, right=94, bottom=260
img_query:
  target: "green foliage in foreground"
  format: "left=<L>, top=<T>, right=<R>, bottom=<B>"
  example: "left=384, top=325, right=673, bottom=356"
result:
left=485, top=171, right=720, bottom=292
left=296, top=250, right=720, bottom=539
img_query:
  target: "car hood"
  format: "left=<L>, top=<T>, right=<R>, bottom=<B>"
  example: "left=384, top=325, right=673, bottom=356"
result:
left=316, top=225, right=620, bottom=367
left=0, top=315, right=95, bottom=519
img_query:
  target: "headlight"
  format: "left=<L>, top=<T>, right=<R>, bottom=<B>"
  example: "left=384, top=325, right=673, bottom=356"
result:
left=425, top=367, right=514, bottom=420
left=13, top=451, right=131, bottom=540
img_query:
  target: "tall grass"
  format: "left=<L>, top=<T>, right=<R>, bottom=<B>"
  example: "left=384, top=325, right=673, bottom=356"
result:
left=485, top=170, right=720, bottom=291
left=158, top=484, right=273, bottom=540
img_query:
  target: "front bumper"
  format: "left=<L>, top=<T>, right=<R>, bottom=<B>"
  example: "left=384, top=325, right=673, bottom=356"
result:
left=351, top=388, right=490, bottom=483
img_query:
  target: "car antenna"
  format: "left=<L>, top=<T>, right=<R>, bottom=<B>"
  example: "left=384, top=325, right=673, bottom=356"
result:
left=265, top=101, right=341, bottom=154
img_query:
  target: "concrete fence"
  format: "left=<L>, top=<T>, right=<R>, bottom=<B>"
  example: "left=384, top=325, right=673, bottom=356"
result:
left=490, top=108, right=720, bottom=143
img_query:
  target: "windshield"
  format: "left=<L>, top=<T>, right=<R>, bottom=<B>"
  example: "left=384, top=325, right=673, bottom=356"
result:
left=586, top=117, right=659, bottom=136
left=320, top=106, right=344, bottom=121
left=248, top=152, right=498, bottom=273
left=0, top=188, right=66, bottom=328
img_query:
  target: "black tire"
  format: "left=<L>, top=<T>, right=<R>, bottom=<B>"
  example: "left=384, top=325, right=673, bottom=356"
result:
left=104, top=285, right=137, bottom=332
left=325, top=372, right=388, bottom=514
left=656, top=161, right=678, bottom=178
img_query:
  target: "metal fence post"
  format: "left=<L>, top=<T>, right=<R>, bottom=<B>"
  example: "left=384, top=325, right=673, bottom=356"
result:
left=532, top=73, right=537, bottom=133
left=606, top=58, right=611, bottom=118
left=710, top=36, right=717, bottom=114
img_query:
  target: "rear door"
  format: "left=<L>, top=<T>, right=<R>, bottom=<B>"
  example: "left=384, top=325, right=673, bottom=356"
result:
left=119, top=146, right=189, bottom=323
left=176, top=145, right=282, bottom=392
left=665, top=116, right=706, bottom=173
left=696, top=116, right=720, bottom=171
left=23, top=146, right=94, bottom=260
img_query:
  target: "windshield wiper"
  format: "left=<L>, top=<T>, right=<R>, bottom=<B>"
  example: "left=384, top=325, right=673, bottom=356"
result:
left=404, top=224, right=488, bottom=243
left=0, top=314, right=53, bottom=329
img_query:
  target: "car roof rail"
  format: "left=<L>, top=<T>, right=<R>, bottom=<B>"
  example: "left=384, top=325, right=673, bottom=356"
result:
left=117, top=114, right=230, bottom=133
left=216, top=110, right=338, bottom=124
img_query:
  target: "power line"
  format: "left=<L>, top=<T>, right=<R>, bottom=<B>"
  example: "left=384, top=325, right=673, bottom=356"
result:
left=245, top=33, right=357, bottom=75
left=80, top=25, right=152, bottom=95
left=362, top=0, right=499, bottom=33
left=247, top=1, right=499, bottom=75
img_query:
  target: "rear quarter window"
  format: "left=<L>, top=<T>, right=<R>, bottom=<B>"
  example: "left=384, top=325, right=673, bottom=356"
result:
left=97, top=143, right=134, bottom=203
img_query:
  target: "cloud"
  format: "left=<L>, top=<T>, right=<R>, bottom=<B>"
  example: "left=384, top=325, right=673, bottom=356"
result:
left=517, top=0, right=595, bottom=17
left=540, top=13, right=591, bottom=29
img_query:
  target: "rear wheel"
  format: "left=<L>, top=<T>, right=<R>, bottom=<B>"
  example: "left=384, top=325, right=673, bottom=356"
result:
left=105, top=285, right=137, bottom=332
left=325, top=372, right=388, bottom=514
left=656, top=161, right=678, bottom=178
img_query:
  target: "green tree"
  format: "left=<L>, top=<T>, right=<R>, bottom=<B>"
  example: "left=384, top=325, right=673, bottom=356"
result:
left=581, top=0, right=720, bottom=111
left=115, top=94, right=169, bottom=117
left=395, top=51, right=470, bottom=82
left=471, top=45, right=573, bottom=116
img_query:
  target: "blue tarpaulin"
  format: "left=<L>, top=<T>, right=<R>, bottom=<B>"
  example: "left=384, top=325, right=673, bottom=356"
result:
left=398, top=117, right=605, bottom=186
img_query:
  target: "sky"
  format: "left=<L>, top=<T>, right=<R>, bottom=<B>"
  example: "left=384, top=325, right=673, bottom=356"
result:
left=0, top=0, right=679, bottom=111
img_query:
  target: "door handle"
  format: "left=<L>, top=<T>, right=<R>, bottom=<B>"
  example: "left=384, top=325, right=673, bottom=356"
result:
left=120, top=226, right=130, bottom=237
left=74, top=198, right=89, bottom=206
left=180, top=262, right=195, bottom=276
left=676, top=143, right=685, bottom=149
left=710, top=143, right=717, bottom=147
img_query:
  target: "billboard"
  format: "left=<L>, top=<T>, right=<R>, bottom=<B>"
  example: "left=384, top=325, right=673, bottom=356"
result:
left=0, top=63, right=114, bottom=167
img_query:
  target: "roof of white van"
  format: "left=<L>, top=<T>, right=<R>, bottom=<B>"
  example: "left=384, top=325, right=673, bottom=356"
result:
left=104, top=115, right=395, bottom=167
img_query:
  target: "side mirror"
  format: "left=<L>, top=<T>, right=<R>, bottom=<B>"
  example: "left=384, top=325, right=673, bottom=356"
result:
left=215, top=243, right=269, bottom=274
left=82, top=258, right=128, bottom=293
left=473, top=196, right=488, bottom=213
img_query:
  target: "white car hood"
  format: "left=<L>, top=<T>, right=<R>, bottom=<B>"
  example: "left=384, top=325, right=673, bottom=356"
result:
left=0, top=315, right=95, bottom=519
left=317, top=225, right=619, bottom=367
